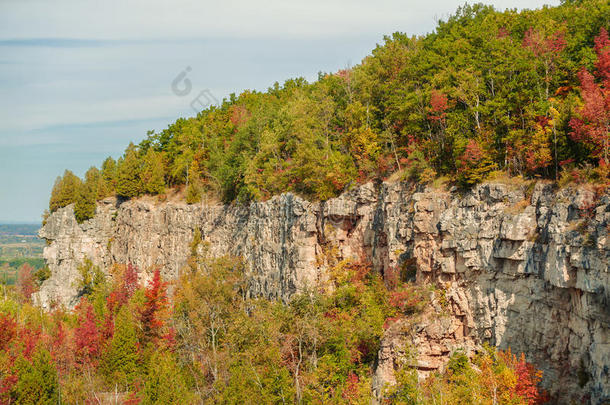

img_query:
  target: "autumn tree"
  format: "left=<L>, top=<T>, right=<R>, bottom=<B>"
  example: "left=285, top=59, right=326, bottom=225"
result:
left=456, top=139, right=497, bottom=186
left=17, top=263, right=35, bottom=302
left=140, top=269, right=168, bottom=345
left=107, top=263, right=139, bottom=312
left=570, top=28, right=610, bottom=166
left=427, top=90, right=450, bottom=171
left=73, top=300, right=101, bottom=367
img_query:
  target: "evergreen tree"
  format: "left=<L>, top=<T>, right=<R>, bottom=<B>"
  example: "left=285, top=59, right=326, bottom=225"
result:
left=49, top=170, right=81, bottom=212
left=74, top=168, right=99, bottom=223
left=140, top=149, right=166, bottom=195
left=100, top=156, right=118, bottom=197
left=185, top=180, right=202, bottom=204
left=102, top=305, right=140, bottom=387
left=141, top=351, right=192, bottom=405
left=116, top=144, right=143, bottom=199
left=13, top=348, right=59, bottom=405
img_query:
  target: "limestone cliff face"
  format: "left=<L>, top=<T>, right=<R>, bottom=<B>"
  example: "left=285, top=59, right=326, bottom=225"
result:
left=37, top=182, right=609, bottom=403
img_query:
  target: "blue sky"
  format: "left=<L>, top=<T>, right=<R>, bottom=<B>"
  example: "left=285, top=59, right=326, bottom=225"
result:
left=0, top=0, right=558, bottom=223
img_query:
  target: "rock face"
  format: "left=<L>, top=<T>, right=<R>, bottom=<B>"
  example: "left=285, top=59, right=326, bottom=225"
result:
left=37, top=182, right=609, bottom=404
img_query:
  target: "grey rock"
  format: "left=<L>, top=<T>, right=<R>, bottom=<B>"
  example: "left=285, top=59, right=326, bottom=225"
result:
left=37, top=182, right=610, bottom=403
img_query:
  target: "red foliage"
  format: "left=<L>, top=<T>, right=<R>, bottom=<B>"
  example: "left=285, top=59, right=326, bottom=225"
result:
left=497, top=27, right=510, bottom=39
left=594, top=28, right=610, bottom=83
left=461, top=139, right=485, bottom=168
left=0, top=313, right=17, bottom=351
left=342, top=372, right=360, bottom=403
left=500, top=350, right=548, bottom=405
left=229, top=105, right=250, bottom=128
left=161, top=326, right=177, bottom=350
left=20, top=325, right=41, bottom=360
left=570, top=28, right=610, bottom=165
left=345, top=261, right=372, bottom=285
left=0, top=373, right=17, bottom=405
left=139, top=269, right=168, bottom=343
left=383, top=316, right=402, bottom=330
left=74, top=300, right=100, bottom=367
left=100, top=313, right=115, bottom=343
left=428, top=90, right=448, bottom=123
left=523, top=28, right=566, bottom=56
left=107, top=263, right=139, bottom=312
left=50, top=321, right=72, bottom=372
left=17, top=263, right=36, bottom=301
left=123, top=381, right=142, bottom=405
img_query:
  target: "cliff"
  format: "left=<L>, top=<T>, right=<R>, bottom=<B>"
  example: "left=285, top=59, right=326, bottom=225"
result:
left=37, top=181, right=609, bottom=403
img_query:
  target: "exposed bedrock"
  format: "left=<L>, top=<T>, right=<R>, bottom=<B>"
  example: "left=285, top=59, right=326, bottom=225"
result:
left=37, top=182, right=609, bottom=403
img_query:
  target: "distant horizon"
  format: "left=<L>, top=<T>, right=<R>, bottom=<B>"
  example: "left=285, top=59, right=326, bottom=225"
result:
left=0, top=221, right=41, bottom=225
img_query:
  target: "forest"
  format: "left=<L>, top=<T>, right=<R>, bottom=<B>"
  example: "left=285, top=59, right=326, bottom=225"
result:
left=46, top=0, right=609, bottom=223
left=0, top=252, right=548, bottom=404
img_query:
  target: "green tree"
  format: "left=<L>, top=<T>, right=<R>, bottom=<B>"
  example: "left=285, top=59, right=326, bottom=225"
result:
left=100, top=156, right=118, bottom=197
left=76, top=257, right=105, bottom=297
left=74, top=167, right=99, bottom=223
left=185, top=180, right=202, bottom=204
left=116, top=143, right=143, bottom=199
left=49, top=170, right=81, bottom=212
left=13, top=348, right=59, bottom=405
left=141, top=351, right=193, bottom=404
left=102, top=305, right=140, bottom=387
left=140, top=149, right=166, bottom=195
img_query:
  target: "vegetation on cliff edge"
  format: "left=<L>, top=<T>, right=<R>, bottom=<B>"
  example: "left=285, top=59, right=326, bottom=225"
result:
left=48, top=0, right=610, bottom=223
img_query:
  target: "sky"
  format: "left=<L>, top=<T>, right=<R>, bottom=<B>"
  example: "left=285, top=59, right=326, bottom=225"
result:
left=0, top=0, right=558, bottom=223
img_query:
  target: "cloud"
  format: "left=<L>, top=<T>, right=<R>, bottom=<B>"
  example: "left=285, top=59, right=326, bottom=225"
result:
left=1, top=0, right=557, bottom=41
left=0, top=0, right=560, bottom=222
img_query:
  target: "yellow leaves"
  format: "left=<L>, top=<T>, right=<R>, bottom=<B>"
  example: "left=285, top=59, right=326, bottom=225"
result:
left=342, top=127, right=380, bottom=161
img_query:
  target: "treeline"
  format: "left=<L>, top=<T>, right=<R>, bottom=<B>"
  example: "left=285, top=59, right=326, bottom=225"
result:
left=0, top=254, right=547, bottom=403
left=49, top=0, right=609, bottom=222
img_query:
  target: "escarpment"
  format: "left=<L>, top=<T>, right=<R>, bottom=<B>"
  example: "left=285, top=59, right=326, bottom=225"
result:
left=37, top=181, right=609, bottom=403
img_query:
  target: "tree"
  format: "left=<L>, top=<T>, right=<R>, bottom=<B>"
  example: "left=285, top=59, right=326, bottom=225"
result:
left=76, top=258, right=105, bottom=298
left=107, top=263, right=139, bottom=312
left=570, top=28, right=610, bottom=166
left=102, top=305, right=140, bottom=386
left=456, top=139, right=497, bottom=186
left=140, top=149, right=166, bottom=195
left=74, top=167, right=99, bottom=223
left=427, top=90, right=450, bottom=170
left=17, top=264, right=35, bottom=302
left=49, top=170, right=81, bottom=212
left=100, top=156, right=118, bottom=197
left=140, top=269, right=168, bottom=345
left=73, top=300, right=100, bottom=367
left=185, top=180, right=202, bottom=204
left=141, top=351, right=192, bottom=405
left=13, top=348, right=59, bottom=405
left=116, top=143, right=143, bottom=199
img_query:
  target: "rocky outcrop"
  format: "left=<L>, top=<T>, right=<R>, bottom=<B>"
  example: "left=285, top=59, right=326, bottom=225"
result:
left=37, top=182, right=609, bottom=404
